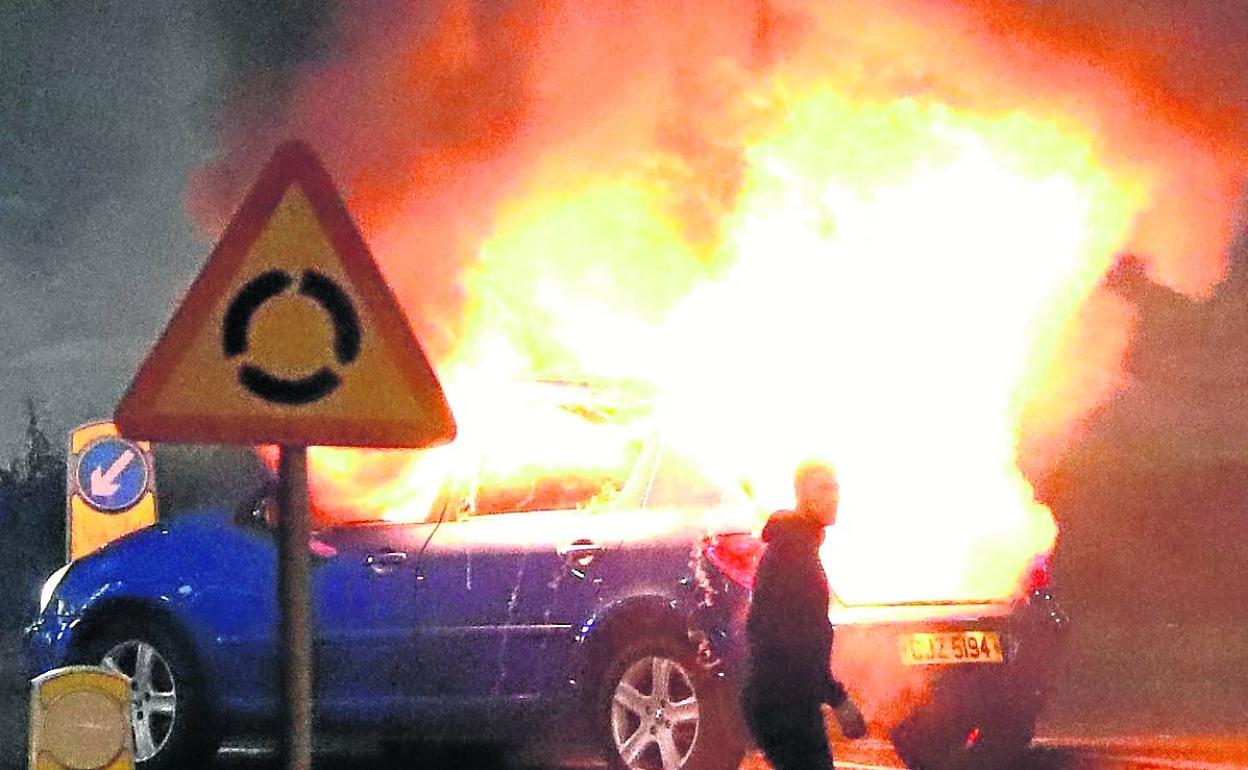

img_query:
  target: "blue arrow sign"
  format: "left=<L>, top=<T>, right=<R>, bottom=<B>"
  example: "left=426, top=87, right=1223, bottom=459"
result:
left=76, top=437, right=150, bottom=513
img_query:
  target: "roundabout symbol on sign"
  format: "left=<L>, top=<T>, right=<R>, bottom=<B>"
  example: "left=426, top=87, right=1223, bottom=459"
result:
left=222, top=268, right=361, bottom=406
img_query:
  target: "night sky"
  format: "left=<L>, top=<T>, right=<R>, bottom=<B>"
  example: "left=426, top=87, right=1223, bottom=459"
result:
left=0, top=0, right=332, bottom=456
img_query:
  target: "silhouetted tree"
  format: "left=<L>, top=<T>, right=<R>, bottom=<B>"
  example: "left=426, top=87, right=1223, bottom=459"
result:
left=0, top=400, right=66, bottom=628
left=23, top=398, right=60, bottom=482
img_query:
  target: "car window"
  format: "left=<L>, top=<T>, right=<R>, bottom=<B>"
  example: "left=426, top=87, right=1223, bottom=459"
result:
left=642, top=445, right=731, bottom=509
left=470, top=408, right=645, bottom=516
left=154, top=444, right=273, bottom=522
left=302, top=444, right=459, bottom=527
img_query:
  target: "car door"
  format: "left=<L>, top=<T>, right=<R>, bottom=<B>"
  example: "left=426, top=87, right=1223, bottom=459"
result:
left=404, top=389, right=650, bottom=701
left=459, top=416, right=648, bottom=698
left=305, top=445, right=460, bottom=722
left=311, top=521, right=427, bottom=720
left=406, top=515, right=516, bottom=698
left=485, top=509, right=621, bottom=697
left=412, top=509, right=614, bottom=700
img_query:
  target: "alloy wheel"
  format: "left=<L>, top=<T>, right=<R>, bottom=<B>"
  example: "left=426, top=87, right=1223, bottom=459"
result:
left=610, top=654, right=701, bottom=770
left=101, top=639, right=177, bottom=761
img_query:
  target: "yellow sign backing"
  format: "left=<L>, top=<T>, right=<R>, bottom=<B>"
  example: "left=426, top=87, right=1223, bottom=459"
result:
left=67, top=421, right=157, bottom=562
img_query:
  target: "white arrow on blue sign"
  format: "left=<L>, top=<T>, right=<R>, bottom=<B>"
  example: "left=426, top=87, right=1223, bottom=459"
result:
left=74, top=436, right=151, bottom=513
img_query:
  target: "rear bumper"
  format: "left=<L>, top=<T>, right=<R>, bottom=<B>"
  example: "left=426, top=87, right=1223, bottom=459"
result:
left=888, top=590, right=1069, bottom=765
left=921, top=589, right=1066, bottom=706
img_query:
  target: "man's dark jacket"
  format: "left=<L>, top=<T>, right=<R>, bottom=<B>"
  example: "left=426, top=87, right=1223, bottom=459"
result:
left=742, top=509, right=846, bottom=708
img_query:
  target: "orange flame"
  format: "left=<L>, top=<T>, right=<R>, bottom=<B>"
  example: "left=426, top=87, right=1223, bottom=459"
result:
left=213, top=0, right=1245, bottom=605
left=435, top=91, right=1147, bottom=603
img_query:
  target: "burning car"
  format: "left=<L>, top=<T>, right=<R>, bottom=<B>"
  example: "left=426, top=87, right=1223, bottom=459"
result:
left=24, top=382, right=1065, bottom=770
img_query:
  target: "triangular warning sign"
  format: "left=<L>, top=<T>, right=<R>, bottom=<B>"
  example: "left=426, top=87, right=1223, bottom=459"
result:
left=116, top=141, right=457, bottom=449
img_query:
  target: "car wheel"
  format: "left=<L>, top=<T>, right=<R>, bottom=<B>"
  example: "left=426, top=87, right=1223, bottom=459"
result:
left=599, top=638, right=744, bottom=770
left=76, top=618, right=218, bottom=770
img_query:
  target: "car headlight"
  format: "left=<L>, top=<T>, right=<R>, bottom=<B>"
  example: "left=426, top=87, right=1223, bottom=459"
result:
left=38, top=563, right=71, bottom=616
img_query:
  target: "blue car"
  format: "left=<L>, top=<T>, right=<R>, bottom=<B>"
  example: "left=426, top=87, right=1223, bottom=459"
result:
left=25, top=384, right=1066, bottom=770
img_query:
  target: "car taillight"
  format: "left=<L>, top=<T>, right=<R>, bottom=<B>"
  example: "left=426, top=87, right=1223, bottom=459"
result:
left=964, top=727, right=981, bottom=749
left=1023, top=553, right=1052, bottom=592
left=704, top=532, right=765, bottom=589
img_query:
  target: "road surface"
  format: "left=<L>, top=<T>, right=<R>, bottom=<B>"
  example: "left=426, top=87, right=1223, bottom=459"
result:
left=209, top=734, right=1248, bottom=770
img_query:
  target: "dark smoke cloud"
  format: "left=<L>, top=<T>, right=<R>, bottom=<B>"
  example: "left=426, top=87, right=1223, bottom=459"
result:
left=947, top=0, right=1248, bottom=294
left=186, top=0, right=794, bottom=359
left=193, top=0, right=1248, bottom=316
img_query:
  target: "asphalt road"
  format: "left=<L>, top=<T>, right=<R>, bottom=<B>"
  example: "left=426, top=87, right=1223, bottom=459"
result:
left=5, top=608, right=1245, bottom=770
left=205, top=734, right=1248, bottom=770
left=4, top=627, right=1244, bottom=770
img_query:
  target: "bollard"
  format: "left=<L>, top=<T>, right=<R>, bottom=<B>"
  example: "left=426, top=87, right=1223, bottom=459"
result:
left=29, top=667, right=133, bottom=770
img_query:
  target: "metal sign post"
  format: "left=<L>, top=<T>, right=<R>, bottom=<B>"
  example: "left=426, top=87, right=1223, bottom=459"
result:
left=277, top=446, right=312, bottom=770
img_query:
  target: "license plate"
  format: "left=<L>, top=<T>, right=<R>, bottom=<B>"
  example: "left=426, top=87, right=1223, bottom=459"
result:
left=899, top=631, right=1004, bottom=665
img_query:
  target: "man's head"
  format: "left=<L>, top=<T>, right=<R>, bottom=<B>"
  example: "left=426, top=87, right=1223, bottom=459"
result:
left=794, top=460, right=839, bottom=527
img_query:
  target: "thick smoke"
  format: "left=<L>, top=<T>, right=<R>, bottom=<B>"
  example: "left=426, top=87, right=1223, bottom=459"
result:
left=192, top=0, right=1245, bottom=397
left=189, top=0, right=787, bottom=359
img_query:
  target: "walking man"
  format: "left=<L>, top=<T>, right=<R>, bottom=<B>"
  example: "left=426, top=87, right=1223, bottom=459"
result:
left=741, top=460, right=866, bottom=770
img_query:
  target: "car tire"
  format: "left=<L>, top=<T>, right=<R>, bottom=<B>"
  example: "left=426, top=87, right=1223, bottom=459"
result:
left=598, top=638, right=744, bottom=770
left=74, top=617, right=218, bottom=770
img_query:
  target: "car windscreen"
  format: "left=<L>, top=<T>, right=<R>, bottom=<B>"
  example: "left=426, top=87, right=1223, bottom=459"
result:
left=470, top=406, right=647, bottom=516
